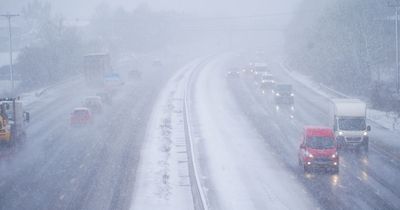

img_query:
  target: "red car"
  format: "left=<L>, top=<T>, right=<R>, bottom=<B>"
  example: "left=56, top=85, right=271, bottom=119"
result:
left=70, top=107, right=92, bottom=125
left=298, top=126, right=339, bottom=173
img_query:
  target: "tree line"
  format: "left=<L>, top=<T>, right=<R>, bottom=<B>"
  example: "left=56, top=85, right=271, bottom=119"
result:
left=13, top=1, right=185, bottom=91
left=286, top=0, right=397, bottom=111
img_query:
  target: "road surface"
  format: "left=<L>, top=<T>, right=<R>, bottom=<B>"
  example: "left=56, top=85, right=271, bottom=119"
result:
left=1, top=53, right=400, bottom=210
left=0, top=57, right=172, bottom=210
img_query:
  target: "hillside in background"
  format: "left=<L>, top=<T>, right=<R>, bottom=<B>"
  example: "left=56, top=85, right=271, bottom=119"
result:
left=286, top=0, right=397, bottom=111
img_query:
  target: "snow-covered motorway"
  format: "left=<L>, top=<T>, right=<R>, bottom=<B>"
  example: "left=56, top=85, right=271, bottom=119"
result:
left=136, top=53, right=400, bottom=210
left=191, top=55, right=318, bottom=209
left=226, top=56, right=400, bottom=209
left=1, top=53, right=400, bottom=210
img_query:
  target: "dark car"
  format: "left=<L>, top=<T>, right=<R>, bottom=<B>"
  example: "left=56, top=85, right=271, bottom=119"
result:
left=259, top=73, right=275, bottom=93
left=226, top=67, right=241, bottom=79
left=273, top=84, right=294, bottom=105
left=84, top=96, right=103, bottom=113
left=96, top=92, right=112, bottom=104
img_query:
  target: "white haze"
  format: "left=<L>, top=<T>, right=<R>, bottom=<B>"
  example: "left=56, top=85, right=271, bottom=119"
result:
left=1, top=0, right=301, bottom=20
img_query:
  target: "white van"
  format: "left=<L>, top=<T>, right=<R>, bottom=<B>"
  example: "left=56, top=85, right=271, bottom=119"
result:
left=329, top=99, right=371, bottom=150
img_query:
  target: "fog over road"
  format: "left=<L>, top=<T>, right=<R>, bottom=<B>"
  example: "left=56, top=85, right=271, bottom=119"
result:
left=1, top=52, right=400, bottom=210
left=1, top=0, right=400, bottom=209
left=0, top=57, right=172, bottom=210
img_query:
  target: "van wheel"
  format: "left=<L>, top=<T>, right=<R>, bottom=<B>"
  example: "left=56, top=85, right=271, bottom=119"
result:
left=332, top=166, right=339, bottom=174
left=363, top=141, right=369, bottom=152
left=304, top=165, right=310, bottom=173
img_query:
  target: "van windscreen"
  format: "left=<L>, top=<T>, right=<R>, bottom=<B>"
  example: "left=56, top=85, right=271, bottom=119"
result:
left=338, top=118, right=366, bottom=131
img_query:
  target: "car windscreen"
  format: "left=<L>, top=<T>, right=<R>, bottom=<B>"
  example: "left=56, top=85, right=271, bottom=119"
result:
left=262, top=75, right=273, bottom=80
left=338, top=118, right=366, bottom=131
left=306, top=136, right=335, bottom=149
left=276, top=85, right=292, bottom=92
left=255, top=66, right=268, bottom=72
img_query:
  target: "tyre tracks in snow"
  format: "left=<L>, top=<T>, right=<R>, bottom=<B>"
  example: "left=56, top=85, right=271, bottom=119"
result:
left=131, top=57, right=211, bottom=210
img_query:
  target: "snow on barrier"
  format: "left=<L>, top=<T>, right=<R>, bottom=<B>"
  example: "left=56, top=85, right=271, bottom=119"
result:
left=183, top=60, right=209, bottom=210
left=279, top=61, right=400, bottom=131
left=279, top=62, right=350, bottom=99
left=317, top=83, right=349, bottom=99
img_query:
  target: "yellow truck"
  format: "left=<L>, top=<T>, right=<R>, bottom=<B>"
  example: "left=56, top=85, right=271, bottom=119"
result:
left=0, top=98, right=30, bottom=145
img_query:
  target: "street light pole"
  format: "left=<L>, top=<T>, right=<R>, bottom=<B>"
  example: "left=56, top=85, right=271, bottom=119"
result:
left=389, top=1, right=400, bottom=93
left=396, top=7, right=399, bottom=93
left=1, top=13, right=19, bottom=95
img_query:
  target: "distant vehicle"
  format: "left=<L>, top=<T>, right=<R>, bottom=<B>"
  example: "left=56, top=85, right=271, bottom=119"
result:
left=330, top=99, right=370, bottom=151
left=255, top=51, right=266, bottom=60
left=70, top=107, right=92, bottom=125
left=0, top=98, right=30, bottom=146
left=241, top=63, right=256, bottom=76
left=227, top=68, right=241, bottom=79
left=298, top=126, right=339, bottom=173
left=273, top=84, right=294, bottom=106
left=96, top=92, right=112, bottom=104
left=84, top=96, right=103, bottom=113
left=152, top=59, right=163, bottom=67
left=129, top=69, right=142, bottom=79
left=261, top=73, right=274, bottom=81
left=227, top=71, right=240, bottom=78
left=259, top=73, right=275, bottom=93
left=253, top=62, right=269, bottom=75
left=83, top=53, right=112, bottom=87
left=104, top=72, right=124, bottom=87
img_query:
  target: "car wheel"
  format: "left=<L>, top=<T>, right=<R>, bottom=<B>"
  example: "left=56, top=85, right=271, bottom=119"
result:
left=337, top=143, right=343, bottom=151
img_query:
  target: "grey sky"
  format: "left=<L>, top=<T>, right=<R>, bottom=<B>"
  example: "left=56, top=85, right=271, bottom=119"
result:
left=1, top=0, right=301, bottom=20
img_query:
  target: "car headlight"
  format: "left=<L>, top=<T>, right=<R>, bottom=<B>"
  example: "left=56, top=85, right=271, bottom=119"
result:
left=275, top=93, right=280, bottom=96
left=331, top=152, right=338, bottom=158
left=338, top=131, right=344, bottom=136
left=307, top=152, right=314, bottom=158
left=290, top=93, right=294, bottom=96
left=363, top=131, right=368, bottom=136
